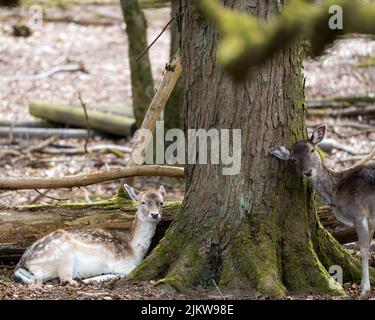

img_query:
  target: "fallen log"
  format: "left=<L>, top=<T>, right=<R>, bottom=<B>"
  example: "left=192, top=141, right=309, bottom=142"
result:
left=0, top=127, right=90, bottom=139
left=317, top=206, right=357, bottom=244
left=29, top=101, right=136, bottom=137
left=0, top=165, right=184, bottom=191
left=5, top=64, right=86, bottom=82
left=0, top=120, right=55, bottom=128
left=0, top=192, right=180, bottom=264
left=308, top=104, right=375, bottom=117
left=306, top=96, right=375, bottom=109
left=0, top=200, right=359, bottom=265
left=41, top=144, right=132, bottom=156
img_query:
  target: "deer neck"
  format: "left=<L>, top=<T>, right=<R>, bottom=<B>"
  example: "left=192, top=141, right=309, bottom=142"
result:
left=129, top=212, right=157, bottom=263
left=309, top=160, right=339, bottom=206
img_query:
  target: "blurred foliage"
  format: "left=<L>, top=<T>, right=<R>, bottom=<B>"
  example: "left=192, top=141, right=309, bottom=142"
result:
left=197, top=0, right=375, bottom=80
left=20, top=0, right=169, bottom=9
left=0, top=0, right=20, bottom=6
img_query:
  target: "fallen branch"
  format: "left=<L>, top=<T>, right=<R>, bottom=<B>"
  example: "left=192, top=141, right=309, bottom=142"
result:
left=308, top=104, right=375, bottom=117
left=5, top=64, right=86, bottom=82
left=306, top=96, right=375, bottom=109
left=0, top=165, right=184, bottom=191
left=41, top=144, right=132, bottom=155
left=29, top=101, right=135, bottom=137
left=318, top=138, right=368, bottom=155
left=34, top=189, right=69, bottom=202
left=78, top=92, right=91, bottom=153
left=0, top=127, right=90, bottom=139
left=317, top=206, right=357, bottom=244
left=0, top=120, right=55, bottom=128
left=26, top=136, right=58, bottom=153
left=128, top=51, right=182, bottom=166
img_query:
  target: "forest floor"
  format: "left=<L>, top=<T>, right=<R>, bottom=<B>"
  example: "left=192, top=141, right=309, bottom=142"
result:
left=0, top=2, right=375, bottom=300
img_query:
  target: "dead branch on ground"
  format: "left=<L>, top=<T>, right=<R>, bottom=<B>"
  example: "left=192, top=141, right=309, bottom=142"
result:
left=0, top=165, right=184, bottom=191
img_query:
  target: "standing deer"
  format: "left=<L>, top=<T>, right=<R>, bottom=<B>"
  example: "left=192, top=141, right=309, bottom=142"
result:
left=12, top=184, right=166, bottom=284
left=270, top=125, right=375, bottom=296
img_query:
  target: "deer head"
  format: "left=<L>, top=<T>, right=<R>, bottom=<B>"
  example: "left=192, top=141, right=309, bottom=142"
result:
left=124, top=184, right=166, bottom=223
left=269, top=125, right=327, bottom=179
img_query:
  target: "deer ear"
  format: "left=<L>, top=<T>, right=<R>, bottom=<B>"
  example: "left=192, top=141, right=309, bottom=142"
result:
left=124, top=184, right=141, bottom=201
left=158, top=185, right=166, bottom=198
left=269, top=146, right=291, bottom=160
left=310, top=125, right=327, bottom=145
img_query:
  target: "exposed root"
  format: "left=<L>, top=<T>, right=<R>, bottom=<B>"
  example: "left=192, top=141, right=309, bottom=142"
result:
left=313, top=217, right=374, bottom=283
left=218, top=227, right=285, bottom=297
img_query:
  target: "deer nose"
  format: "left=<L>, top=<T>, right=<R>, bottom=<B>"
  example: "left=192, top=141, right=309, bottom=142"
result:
left=304, top=169, right=313, bottom=177
left=151, top=213, right=160, bottom=219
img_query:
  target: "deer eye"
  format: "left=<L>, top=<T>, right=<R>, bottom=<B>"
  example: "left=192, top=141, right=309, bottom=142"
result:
left=160, top=202, right=164, bottom=206
left=311, top=149, right=315, bottom=153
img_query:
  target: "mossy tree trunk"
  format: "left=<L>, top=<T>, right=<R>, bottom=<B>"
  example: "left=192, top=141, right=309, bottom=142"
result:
left=164, top=0, right=183, bottom=131
left=127, top=0, right=365, bottom=296
left=121, top=0, right=154, bottom=128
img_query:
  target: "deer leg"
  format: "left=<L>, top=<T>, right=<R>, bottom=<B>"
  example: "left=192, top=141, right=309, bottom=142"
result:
left=356, top=217, right=371, bottom=296
left=57, top=252, right=77, bottom=285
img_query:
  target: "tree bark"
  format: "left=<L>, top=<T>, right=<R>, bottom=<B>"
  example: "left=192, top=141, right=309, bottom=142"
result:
left=125, top=0, right=365, bottom=296
left=121, top=0, right=155, bottom=128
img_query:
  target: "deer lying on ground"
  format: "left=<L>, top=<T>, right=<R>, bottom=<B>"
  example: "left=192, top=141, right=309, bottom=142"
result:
left=270, top=125, right=375, bottom=296
left=12, top=184, right=165, bottom=284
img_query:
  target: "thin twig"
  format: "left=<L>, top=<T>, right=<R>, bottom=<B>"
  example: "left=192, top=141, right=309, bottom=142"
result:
left=27, top=136, right=58, bottom=153
left=136, top=16, right=175, bottom=62
left=211, top=279, right=226, bottom=300
left=5, top=64, right=86, bottom=82
left=78, top=92, right=91, bottom=153
left=34, top=189, right=69, bottom=201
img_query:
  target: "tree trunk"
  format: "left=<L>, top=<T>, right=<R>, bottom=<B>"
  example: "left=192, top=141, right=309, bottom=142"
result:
left=164, top=0, right=183, bottom=131
left=121, top=0, right=155, bottom=128
left=125, top=1, right=366, bottom=296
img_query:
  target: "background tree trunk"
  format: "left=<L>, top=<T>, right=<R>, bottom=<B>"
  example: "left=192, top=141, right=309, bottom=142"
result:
left=125, top=0, right=366, bottom=296
left=164, top=0, right=183, bottom=131
left=121, top=0, right=155, bottom=128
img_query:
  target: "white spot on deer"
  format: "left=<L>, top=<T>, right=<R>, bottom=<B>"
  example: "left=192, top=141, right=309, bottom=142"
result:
left=362, top=217, right=369, bottom=232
